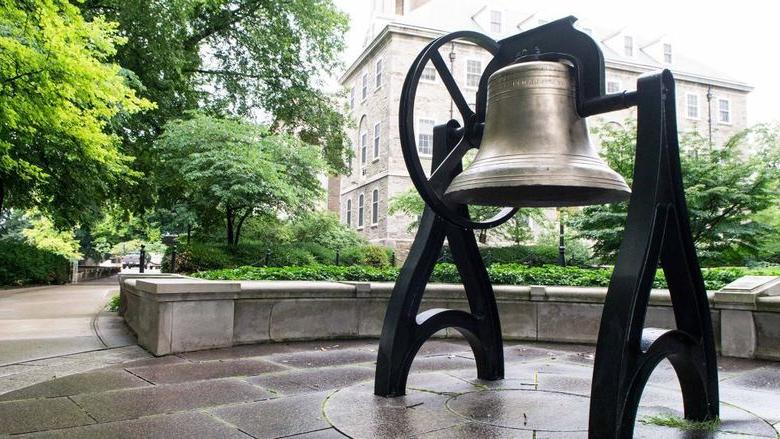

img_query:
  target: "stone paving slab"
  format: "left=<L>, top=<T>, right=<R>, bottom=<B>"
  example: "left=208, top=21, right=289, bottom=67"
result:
left=71, top=378, right=272, bottom=422
left=268, top=348, right=377, bottom=369
left=126, top=357, right=287, bottom=384
left=0, top=397, right=95, bottom=435
left=247, top=365, right=374, bottom=396
left=0, top=369, right=150, bottom=401
left=16, top=412, right=251, bottom=439
left=208, top=391, right=332, bottom=438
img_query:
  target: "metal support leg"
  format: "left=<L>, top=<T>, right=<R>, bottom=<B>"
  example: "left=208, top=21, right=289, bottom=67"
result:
left=589, top=71, right=718, bottom=438
left=374, top=123, right=504, bottom=397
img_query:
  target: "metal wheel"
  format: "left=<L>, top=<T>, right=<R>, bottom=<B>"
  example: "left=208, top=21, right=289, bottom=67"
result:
left=399, top=31, right=517, bottom=230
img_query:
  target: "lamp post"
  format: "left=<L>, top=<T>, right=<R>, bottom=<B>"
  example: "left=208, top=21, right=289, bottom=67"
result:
left=375, top=16, right=719, bottom=438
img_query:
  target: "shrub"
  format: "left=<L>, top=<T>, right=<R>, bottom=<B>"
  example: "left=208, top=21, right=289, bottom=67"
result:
left=440, top=244, right=589, bottom=267
left=193, top=263, right=780, bottom=291
left=341, top=245, right=391, bottom=267
left=0, top=240, right=70, bottom=286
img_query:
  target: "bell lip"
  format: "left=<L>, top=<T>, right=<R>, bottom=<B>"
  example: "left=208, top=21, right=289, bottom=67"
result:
left=444, top=185, right=631, bottom=208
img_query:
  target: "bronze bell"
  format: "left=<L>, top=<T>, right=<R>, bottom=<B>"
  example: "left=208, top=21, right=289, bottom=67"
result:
left=445, top=61, right=631, bottom=207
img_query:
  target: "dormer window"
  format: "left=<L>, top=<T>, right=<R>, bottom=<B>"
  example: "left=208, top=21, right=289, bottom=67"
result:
left=664, top=43, right=672, bottom=63
left=624, top=35, right=634, bottom=57
left=490, top=10, right=502, bottom=33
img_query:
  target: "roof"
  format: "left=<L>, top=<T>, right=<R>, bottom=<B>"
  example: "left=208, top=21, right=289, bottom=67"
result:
left=343, top=0, right=751, bottom=92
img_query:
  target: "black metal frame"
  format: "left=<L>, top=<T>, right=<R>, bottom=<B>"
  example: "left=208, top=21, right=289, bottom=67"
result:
left=374, top=16, right=718, bottom=438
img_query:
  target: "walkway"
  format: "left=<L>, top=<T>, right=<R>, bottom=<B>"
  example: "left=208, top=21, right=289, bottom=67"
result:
left=0, top=339, right=777, bottom=438
left=0, top=277, right=148, bottom=395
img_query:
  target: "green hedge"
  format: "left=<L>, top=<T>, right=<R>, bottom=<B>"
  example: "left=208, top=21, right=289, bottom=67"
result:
left=162, top=241, right=394, bottom=273
left=440, top=244, right=590, bottom=267
left=193, top=263, right=780, bottom=290
left=0, top=240, right=70, bottom=286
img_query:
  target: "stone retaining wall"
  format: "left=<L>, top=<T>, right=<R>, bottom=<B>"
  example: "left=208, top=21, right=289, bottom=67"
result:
left=119, top=274, right=780, bottom=360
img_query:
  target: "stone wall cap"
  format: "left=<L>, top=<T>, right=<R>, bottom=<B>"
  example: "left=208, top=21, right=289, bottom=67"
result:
left=135, top=278, right=241, bottom=294
left=240, top=280, right=356, bottom=298
left=714, top=276, right=780, bottom=309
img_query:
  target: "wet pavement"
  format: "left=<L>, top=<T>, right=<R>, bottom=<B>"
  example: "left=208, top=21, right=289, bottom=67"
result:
left=0, top=339, right=778, bottom=438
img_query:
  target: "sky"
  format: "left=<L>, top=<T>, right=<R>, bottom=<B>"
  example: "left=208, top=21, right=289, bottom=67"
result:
left=332, top=0, right=780, bottom=125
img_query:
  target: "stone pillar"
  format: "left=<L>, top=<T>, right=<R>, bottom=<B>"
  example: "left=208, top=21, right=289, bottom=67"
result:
left=714, top=276, right=780, bottom=358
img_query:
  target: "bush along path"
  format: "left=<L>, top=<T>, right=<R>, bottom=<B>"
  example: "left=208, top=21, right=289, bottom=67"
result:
left=192, top=264, right=780, bottom=291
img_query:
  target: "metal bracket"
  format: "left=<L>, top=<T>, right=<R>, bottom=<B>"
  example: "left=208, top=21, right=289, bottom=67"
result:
left=589, top=71, right=719, bottom=438
left=374, top=123, right=504, bottom=396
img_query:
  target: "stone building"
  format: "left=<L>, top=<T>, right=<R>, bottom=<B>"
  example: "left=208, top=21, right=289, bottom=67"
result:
left=329, top=0, right=752, bottom=260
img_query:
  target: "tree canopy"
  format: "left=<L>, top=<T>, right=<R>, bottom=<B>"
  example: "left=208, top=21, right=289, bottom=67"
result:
left=573, top=121, right=780, bottom=264
left=154, top=113, right=326, bottom=246
left=79, top=0, right=351, bottom=177
left=0, top=0, right=153, bottom=226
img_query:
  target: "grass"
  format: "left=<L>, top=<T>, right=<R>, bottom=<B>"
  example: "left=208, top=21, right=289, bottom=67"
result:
left=106, top=294, right=120, bottom=312
left=639, top=414, right=720, bottom=432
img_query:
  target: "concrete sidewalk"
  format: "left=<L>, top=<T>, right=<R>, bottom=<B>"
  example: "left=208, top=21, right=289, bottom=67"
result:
left=0, top=339, right=777, bottom=438
left=0, top=277, right=144, bottom=395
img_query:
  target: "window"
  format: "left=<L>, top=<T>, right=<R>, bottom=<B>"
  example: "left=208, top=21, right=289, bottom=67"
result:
left=418, top=118, right=435, bottom=155
left=624, top=35, right=633, bottom=57
left=686, top=94, right=699, bottom=119
left=358, top=194, right=365, bottom=228
left=373, top=122, right=381, bottom=160
left=466, top=60, right=482, bottom=88
left=718, top=98, right=731, bottom=124
left=371, top=189, right=379, bottom=224
left=375, top=59, right=383, bottom=89
left=360, top=129, right=368, bottom=167
left=490, top=10, right=502, bottom=33
left=345, top=199, right=352, bottom=227
left=421, top=65, right=436, bottom=82
left=361, top=72, right=368, bottom=100
left=606, top=79, right=621, bottom=94
left=663, top=43, right=672, bottom=63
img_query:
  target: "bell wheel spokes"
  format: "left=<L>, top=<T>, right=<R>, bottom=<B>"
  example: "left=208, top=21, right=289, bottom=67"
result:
left=429, top=51, right=474, bottom=122
left=399, top=30, right=516, bottom=230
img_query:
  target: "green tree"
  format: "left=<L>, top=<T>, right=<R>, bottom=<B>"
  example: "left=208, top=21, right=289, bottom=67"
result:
left=0, top=0, right=153, bottom=226
left=154, top=113, right=326, bottom=246
left=573, top=121, right=780, bottom=264
left=22, top=213, right=82, bottom=260
left=79, top=0, right=351, bottom=198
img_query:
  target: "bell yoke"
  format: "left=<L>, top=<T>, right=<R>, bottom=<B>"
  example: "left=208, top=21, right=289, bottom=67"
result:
left=375, top=16, right=719, bottom=439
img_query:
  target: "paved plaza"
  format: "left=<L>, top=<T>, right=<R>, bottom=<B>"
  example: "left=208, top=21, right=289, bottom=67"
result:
left=0, top=337, right=778, bottom=438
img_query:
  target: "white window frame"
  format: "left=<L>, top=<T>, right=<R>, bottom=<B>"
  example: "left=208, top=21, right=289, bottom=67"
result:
left=606, top=79, right=622, bottom=94
left=663, top=43, right=672, bottom=64
left=373, top=122, right=381, bottom=161
left=718, top=98, right=731, bottom=125
left=360, top=129, right=368, bottom=168
left=371, top=189, right=379, bottom=225
left=375, top=58, right=383, bottom=89
left=490, top=10, right=502, bottom=34
left=685, top=93, right=699, bottom=120
left=623, top=35, right=634, bottom=57
left=345, top=199, right=352, bottom=227
left=466, top=59, right=482, bottom=89
left=417, top=118, right=435, bottom=156
left=357, top=193, right=365, bottom=228
left=421, top=65, right=436, bottom=82
left=361, top=72, right=368, bottom=101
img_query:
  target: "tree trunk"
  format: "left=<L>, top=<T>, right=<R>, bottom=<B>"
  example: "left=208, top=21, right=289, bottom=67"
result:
left=186, top=224, right=191, bottom=245
left=226, top=207, right=235, bottom=247
left=234, top=210, right=251, bottom=247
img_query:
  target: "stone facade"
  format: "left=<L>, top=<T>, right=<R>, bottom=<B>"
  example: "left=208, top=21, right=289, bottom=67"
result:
left=332, top=3, right=752, bottom=260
